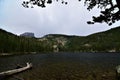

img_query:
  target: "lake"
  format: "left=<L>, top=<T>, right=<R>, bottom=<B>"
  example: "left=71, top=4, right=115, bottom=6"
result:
left=0, top=52, right=120, bottom=80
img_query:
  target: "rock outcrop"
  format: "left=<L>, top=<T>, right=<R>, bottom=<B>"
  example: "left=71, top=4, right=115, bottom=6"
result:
left=20, top=32, right=35, bottom=37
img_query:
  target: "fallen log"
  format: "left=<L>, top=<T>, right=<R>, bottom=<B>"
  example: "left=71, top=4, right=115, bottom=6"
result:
left=0, top=62, right=32, bottom=76
left=116, top=65, right=120, bottom=80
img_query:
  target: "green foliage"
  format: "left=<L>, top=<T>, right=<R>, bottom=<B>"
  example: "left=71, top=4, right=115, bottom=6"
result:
left=0, top=26, right=120, bottom=54
left=0, top=29, right=52, bottom=54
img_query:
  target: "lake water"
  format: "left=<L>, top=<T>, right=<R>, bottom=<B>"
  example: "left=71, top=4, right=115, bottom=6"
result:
left=0, top=52, right=120, bottom=80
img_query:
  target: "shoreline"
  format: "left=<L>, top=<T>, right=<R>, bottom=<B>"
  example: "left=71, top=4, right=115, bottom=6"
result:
left=0, top=52, right=37, bottom=56
left=0, top=52, right=119, bottom=56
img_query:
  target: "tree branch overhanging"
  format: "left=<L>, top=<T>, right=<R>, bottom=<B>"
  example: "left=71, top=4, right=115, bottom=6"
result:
left=22, top=0, right=120, bottom=26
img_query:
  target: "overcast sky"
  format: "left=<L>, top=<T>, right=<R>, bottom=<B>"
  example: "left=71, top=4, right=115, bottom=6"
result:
left=0, top=0, right=120, bottom=37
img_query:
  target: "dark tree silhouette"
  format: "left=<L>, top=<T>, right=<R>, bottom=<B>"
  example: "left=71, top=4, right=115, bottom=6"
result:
left=22, top=0, right=120, bottom=26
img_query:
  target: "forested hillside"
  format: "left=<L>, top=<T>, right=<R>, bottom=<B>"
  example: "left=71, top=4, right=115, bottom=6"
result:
left=0, top=29, right=53, bottom=54
left=66, top=27, right=120, bottom=52
left=0, top=26, right=120, bottom=54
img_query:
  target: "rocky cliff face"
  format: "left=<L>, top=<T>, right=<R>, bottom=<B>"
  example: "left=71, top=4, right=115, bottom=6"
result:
left=20, top=32, right=35, bottom=37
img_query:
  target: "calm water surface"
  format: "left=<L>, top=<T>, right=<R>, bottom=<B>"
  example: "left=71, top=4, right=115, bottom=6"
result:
left=0, top=52, right=120, bottom=80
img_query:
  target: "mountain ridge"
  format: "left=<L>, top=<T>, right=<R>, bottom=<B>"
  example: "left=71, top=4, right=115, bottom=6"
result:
left=0, top=26, right=120, bottom=54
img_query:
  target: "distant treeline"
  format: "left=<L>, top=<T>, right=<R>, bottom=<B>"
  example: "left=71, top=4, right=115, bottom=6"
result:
left=0, top=26, right=120, bottom=54
left=0, top=29, right=53, bottom=54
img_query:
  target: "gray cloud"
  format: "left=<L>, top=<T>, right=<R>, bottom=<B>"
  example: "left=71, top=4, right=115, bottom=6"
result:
left=0, top=0, right=118, bottom=37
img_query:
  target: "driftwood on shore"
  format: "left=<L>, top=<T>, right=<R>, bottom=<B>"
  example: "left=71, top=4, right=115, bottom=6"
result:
left=0, top=62, right=32, bottom=77
left=116, top=65, right=120, bottom=80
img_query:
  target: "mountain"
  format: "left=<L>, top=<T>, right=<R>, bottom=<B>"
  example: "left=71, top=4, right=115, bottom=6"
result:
left=0, top=29, right=38, bottom=54
left=0, top=26, right=120, bottom=54
left=39, top=27, right=120, bottom=52
left=20, top=32, right=35, bottom=37
left=84, top=27, right=120, bottom=52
